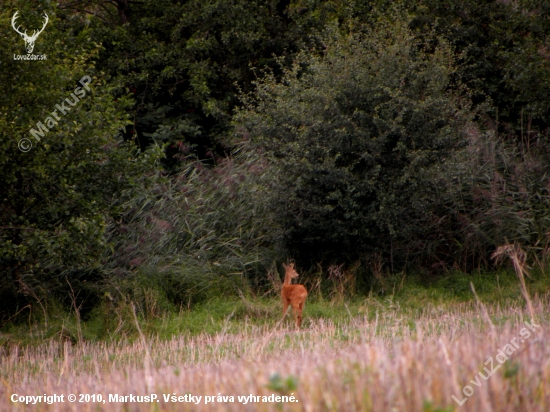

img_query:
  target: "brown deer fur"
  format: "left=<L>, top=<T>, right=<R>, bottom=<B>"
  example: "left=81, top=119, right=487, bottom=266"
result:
left=281, top=262, right=308, bottom=328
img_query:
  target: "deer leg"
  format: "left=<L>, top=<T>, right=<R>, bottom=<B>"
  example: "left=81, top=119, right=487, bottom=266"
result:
left=281, top=299, right=289, bottom=324
left=297, top=301, right=304, bottom=328
left=291, top=302, right=301, bottom=329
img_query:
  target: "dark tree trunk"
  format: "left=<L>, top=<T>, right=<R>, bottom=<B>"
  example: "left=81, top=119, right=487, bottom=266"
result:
left=117, top=0, right=130, bottom=24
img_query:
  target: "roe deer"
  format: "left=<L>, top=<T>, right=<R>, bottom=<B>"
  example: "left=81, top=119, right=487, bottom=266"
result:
left=281, top=262, right=308, bottom=328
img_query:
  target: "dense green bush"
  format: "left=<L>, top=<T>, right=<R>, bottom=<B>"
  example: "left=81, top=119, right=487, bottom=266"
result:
left=236, top=19, right=473, bottom=268
left=3, top=0, right=550, bottom=329
left=0, top=3, right=158, bottom=321
left=85, top=0, right=334, bottom=169
left=408, top=0, right=550, bottom=139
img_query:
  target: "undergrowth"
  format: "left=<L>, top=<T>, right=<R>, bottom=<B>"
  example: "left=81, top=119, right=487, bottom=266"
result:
left=1, top=266, right=548, bottom=347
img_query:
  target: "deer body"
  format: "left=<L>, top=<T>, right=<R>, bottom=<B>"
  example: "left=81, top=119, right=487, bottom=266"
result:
left=281, top=263, right=308, bottom=328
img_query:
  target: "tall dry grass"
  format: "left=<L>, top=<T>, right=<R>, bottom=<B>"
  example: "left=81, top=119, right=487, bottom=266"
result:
left=1, top=297, right=548, bottom=411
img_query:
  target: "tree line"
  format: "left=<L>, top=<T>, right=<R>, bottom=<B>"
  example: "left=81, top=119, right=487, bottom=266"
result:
left=1, top=0, right=549, bottom=322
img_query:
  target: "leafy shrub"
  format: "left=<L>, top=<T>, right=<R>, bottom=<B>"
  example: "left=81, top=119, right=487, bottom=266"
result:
left=0, top=6, right=155, bottom=321
left=236, top=19, right=472, bottom=268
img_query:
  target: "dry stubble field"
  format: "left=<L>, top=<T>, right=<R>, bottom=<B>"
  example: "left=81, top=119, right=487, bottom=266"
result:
left=1, top=297, right=549, bottom=412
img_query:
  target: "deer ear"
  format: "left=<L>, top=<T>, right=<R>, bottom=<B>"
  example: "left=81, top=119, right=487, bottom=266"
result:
left=290, top=262, right=295, bottom=268
left=282, top=263, right=287, bottom=269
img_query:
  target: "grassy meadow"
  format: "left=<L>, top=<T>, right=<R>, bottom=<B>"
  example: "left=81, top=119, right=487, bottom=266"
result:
left=1, top=270, right=549, bottom=412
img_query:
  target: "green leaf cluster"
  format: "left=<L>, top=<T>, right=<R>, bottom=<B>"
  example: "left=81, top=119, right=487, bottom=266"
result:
left=236, top=18, right=471, bottom=266
left=0, top=3, right=158, bottom=318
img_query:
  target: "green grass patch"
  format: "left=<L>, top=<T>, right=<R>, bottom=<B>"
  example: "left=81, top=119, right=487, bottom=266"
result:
left=1, top=267, right=548, bottom=347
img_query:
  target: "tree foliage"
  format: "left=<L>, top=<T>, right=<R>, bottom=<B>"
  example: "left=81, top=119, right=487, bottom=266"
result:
left=0, top=3, right=158, bottom=319
left=77, top=0, right=326, bottom=169
left=1, top=0, right=550, bottom=323
left=237, top=19, right=472, bottom=266
left=409, top=0, right=550, bottom=139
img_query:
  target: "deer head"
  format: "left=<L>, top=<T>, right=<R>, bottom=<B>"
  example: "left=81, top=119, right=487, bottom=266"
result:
left=283, top=262, right=300, bottom=283
left=12, top=11, right=49, bottom=54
